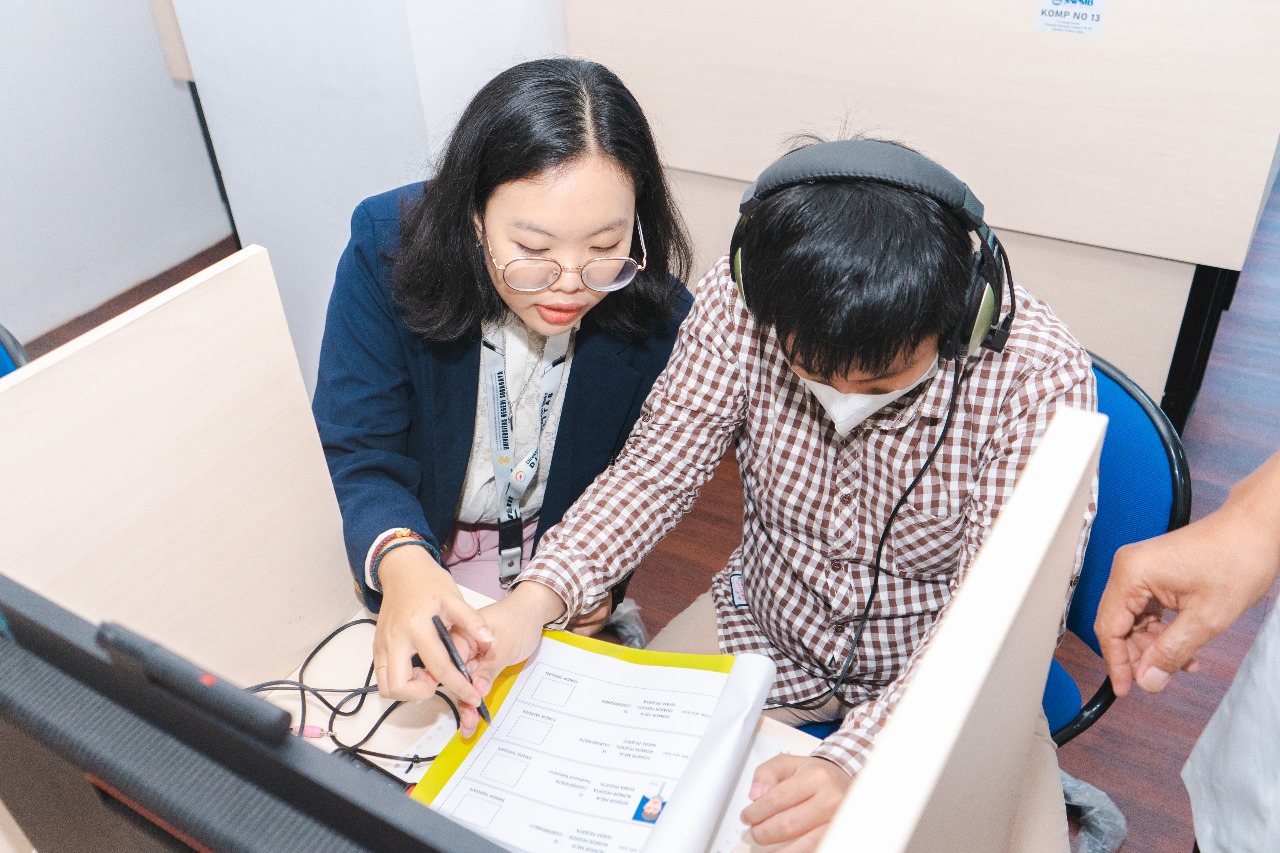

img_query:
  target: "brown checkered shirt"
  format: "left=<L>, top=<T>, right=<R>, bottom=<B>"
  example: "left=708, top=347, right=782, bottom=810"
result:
left=519, top=258, right=1097, bottom=775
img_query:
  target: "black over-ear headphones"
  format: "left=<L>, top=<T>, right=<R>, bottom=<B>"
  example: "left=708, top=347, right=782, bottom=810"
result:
left=729, top=139, right=1016, bottom=360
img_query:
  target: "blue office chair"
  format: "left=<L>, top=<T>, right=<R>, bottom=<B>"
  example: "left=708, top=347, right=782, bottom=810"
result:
left=0, top=322, right=29, bottom=378
left=797, top=354, right=1191, bottom=745
left=1043, top=353, right=1191, bottom=745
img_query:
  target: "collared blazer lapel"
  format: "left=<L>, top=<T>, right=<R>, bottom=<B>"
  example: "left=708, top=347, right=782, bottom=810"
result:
left=418, top=334, right=481, bottom=544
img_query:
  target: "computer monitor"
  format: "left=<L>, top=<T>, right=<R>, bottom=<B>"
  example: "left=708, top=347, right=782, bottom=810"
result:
left=0, top=571, right=500, bottom=853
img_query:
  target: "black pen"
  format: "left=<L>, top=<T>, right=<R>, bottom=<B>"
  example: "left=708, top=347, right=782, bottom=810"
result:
left=432, top=615, right=492, bottom=725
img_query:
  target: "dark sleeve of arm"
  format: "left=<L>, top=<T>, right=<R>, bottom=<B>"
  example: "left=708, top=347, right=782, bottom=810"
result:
left=312, top=203, right=437, bottom=609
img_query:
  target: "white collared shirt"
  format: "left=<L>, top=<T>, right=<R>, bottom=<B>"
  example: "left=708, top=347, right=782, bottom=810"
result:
left=363, top=313, right=575, bottom=590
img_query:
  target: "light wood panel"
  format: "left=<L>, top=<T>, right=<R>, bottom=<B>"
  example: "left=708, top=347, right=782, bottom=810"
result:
left=0, top=802, right=30, bottom=853
left=147, top=0, right=194, bottom=82
left=992, top=227, right=1193, bottom=395
left=0, top=246, right=358, bottom=686
left=571, top=0, right=1280, bottom=270
left=667, top=167, right=1194, bottom=396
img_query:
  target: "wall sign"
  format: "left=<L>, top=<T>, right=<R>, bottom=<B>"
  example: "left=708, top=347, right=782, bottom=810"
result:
left=1037, top=0, right=1107, bottom=35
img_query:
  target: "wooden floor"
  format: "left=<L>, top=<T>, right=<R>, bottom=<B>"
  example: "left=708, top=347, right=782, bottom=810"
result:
left=19, top=173, right=1280, bottom=851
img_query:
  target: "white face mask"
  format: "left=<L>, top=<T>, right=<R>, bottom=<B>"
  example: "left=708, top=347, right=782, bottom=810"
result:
left=800, top=361, right=939, bottom=437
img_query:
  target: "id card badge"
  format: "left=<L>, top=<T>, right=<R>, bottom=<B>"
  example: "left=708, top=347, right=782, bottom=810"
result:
left=729, top=571, right=749, bottom=608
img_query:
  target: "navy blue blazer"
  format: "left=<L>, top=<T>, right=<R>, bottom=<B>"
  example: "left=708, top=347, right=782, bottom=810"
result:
left=313, top=184, right=693, bottom=610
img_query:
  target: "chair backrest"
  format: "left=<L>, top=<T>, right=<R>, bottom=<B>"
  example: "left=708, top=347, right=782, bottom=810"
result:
left=0, top=322, right=29, bottom=378
left=1067, top=354, right=1191, bottom=656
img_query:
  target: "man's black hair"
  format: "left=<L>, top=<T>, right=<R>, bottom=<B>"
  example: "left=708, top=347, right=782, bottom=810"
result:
left=393, top=58, right=692, bottom=342
left=739, top=152, right=974, bottom=378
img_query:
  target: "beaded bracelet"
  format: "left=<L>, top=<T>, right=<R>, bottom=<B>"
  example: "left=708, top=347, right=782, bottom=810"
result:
left=371, top=527, right=442, bottom=565
left=369, top=529, right=442, bottom=592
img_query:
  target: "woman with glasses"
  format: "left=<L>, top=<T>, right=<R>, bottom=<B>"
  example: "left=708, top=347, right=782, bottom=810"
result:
left=312, top=58, right=692, bottom=704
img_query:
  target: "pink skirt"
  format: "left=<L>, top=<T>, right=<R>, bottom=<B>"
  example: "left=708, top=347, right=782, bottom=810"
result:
left=442, top=517, right=538, bottom=600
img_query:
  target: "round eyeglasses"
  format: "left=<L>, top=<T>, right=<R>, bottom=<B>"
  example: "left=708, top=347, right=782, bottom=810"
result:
left=484, top=219, right=647, bottom=293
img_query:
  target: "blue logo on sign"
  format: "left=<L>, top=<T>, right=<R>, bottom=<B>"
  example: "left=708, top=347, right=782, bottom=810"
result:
left=1051, top=0, right=1095, bottom=5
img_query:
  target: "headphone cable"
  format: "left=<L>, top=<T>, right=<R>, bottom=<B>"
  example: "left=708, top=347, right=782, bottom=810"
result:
left=769, top=357, right=964, bottom=713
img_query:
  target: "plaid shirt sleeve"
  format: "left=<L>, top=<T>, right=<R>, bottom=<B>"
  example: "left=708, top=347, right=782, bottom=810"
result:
left=811, top=343, right=1098, bottom=776
left=516, top=265, right=745, bottom=624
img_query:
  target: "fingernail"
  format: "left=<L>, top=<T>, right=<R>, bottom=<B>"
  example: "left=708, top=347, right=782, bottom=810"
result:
left=748, top=783, right=766, bottom=799
left=1139, top=667, right=1170, bottom=692
left=478, top=627, right=495, bottom=643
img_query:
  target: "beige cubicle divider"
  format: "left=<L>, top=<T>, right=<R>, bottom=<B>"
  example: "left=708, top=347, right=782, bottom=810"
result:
left=147, top=0, right=194, bottom=82
left=991, top=227, right=1193, bottom=395
left=0, top=246, right=357, bottom=687
left=568, top=1, right=1279, bottom=269
left=667, top=168, right=1191, bottom=395
left=574, top=1, right=1280, bottom=399
left=817, top=407, right=1106, bottom=853
left=0, top=803, right=28, bottom=853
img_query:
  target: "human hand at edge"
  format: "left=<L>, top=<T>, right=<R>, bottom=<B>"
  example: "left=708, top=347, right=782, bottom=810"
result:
left=373, top=546, right=491, bottom=710
left=1096, top=452, right=1280, bottom=696
left=740, top=754, right=852, bottom=852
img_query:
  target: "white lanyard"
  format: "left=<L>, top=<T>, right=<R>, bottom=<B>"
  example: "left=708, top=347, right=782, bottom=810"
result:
left=481, top=329, right=570, bottom=583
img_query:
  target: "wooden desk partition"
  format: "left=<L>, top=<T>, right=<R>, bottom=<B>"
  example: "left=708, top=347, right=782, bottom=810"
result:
left=818, top=408, right=1106, bottom=853
left=0, top=246, right=357, bottom=686
left=566, top=1, right=1280, bottom=270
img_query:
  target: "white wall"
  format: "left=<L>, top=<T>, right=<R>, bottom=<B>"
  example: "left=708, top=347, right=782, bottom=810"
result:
left=0, top=0, right=231, bottom=343
left=172, top=1, right=567, bottom=393
left=406, top=4, right=569, bottom=158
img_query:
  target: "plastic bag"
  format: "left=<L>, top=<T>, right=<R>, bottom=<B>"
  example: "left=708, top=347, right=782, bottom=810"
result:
left=1062, top=770, right=1127, bottom=853
left=605, top=597, right=648, bottom=648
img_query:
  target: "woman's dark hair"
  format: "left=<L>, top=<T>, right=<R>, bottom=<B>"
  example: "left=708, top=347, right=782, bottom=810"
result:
left=394, top=58, right=691, bottom=341
left=740, top=144, right=973, bottom=378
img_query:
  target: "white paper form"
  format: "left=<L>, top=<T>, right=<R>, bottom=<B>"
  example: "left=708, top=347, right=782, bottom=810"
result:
left=421, top=633, right=774, bottom=853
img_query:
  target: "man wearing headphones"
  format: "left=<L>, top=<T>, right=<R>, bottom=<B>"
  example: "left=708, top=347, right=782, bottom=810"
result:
left=460, top=139, right=1097, bottom=850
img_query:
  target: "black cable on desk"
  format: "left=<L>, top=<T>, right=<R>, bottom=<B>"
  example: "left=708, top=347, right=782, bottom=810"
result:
left=247, top=618, right=461, bottom=767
